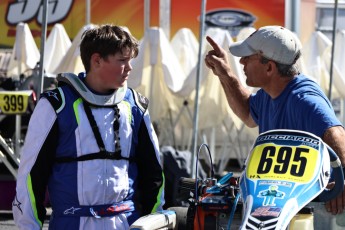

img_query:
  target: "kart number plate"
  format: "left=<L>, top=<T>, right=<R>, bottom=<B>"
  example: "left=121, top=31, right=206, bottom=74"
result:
left=247, top=143, right=319, bottom=183
left=0, top=90, right=33, bottom=114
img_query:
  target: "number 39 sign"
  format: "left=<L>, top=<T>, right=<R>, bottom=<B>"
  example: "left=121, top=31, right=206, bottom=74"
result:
left=246, top=140, right=320, bottom=184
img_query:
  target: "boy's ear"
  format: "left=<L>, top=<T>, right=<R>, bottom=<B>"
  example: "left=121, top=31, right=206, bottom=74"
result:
left=91, top=53, right=101, bottom=65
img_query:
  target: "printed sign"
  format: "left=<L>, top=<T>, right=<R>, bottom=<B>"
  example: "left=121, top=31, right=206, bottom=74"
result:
left=0, top=0, right=285, bottom=47
left=247, top=143, right=319, bottom=183
left=0, top=90, right=33, bottom=114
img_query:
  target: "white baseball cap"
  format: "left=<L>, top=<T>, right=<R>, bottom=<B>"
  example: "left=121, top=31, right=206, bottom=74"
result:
left=229, top=26, right=302, bottom=65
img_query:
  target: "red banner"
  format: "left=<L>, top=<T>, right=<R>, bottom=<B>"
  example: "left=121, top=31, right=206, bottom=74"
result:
left=0, top=0, right=285, bottom=48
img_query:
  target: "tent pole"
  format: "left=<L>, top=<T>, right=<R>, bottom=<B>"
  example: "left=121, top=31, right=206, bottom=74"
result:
left=159, top=0, right=171, bottom=39
left=38, top=0, right=48, bottom=97
left=285, top=0, right=300, bottom=35
left=328, top=0, right=338, bottom=101
left=14, top=24, right=24, bottom=156
left=144, top=0, right=150, bottom=35
left=191, top=0, right=207, bottom=179
left=86, top=0, right=91, bottom=25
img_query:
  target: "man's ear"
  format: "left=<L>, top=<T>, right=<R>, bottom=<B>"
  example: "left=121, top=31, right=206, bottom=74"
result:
left=266, top=60, right=277, bottom=76
left=91, top=53, right=101, bottom=66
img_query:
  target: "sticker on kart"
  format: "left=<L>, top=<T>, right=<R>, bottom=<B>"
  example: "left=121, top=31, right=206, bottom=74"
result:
left=247, top=143, right=319, bottom=183
left=240, top=130, right=332, bottom=229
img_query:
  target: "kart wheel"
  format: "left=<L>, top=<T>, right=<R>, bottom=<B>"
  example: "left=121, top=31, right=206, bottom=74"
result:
left=168, top=206, right=189, bottom=230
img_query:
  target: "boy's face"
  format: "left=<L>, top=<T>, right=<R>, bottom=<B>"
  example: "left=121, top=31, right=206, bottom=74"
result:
left=97, top=47, right=133, bottom=91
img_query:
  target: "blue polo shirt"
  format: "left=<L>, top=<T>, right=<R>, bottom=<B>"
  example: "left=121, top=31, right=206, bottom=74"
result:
left=250, top=74, right=342, bottom=137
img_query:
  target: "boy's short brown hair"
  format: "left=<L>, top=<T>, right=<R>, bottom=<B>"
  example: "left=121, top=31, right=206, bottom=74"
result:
left=80, top=24, right=139, bottom=73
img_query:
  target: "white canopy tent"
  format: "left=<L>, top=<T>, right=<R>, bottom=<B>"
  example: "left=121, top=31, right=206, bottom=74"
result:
left=183, top=27, right=258, bottom=171
left=128, top=27, right=185, bottom=123
left=4, top=22, right=41, bottom=156
left=333, top=30, right=345, bottom=75
left=170, top=28, right=199, bottom=98
left=323, top=30, right=345, bottom=99
left=303, top=30, right=345, bottom=100
left=128, top=26, right=259, bottom=173
left=53, top=24, right=95, bottom=74
left=6, top=23, right=40, bottom=80
left=44, top=23, right=71, bottom=75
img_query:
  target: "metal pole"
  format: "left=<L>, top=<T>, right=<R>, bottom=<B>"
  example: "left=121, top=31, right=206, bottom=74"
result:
left=159, top=0, right=171, bottom=39
left=191, top=0, right=207, bottom=179
left=14, top=24, right=23, bottom=156
left=38, top=0, right=48, bottom=96
left=15, top=25, right=22, bottom=155
left=285, top=0, right=300, bottom=36
left=291, top=0, right=300, bottom=36
left=328, top=0, right=338, bottom=101
left=144, top=0, right=150, bottom=35
left=86, top=0, right=91, bottom=25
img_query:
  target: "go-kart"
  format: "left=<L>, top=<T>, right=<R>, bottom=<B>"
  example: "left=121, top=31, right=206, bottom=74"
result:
left=130, top=129, right=344, bottom=230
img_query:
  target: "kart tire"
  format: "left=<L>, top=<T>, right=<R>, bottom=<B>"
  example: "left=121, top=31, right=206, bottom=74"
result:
left=168, top=206, right=189, bottom=230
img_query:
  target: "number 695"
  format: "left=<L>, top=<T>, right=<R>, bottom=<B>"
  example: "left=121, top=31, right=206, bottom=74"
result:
left=257, top=146, right=308, bottom=177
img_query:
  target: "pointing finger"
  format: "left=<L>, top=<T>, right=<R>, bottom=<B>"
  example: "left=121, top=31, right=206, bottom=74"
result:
left=206, top=36, right=222, bottom=54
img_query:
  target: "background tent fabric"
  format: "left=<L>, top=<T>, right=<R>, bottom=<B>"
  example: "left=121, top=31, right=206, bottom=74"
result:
left=128, top=27, right=185, bottom=93
left=236, top=27, right=256, bottom=41
left=303, top=30, right=345, bottom=99
left=170, top=28, right=199, bottom=97
left=6, top=23, right=40, bottom=80
left=302, top=31, right=332, bottom=90
left=194, top=28, right=240, bottom=130
left=172, top=27, right=252, bottom=132
left=167, top=28, right=243, bottom=130
left=157, top=28, right=199, bottom=150
left=53, top=24, right=95, bottom=74
left=333, top=30, right=345, bottom=75
left=323, top=30, right=345, bottom=99
left=44, top=23, right=71, bottom=74
left=194, top=27, right=257, bottom=171
left=149, top=27, right=258, bottom=173
left=128, top=27, right=185, bottom=122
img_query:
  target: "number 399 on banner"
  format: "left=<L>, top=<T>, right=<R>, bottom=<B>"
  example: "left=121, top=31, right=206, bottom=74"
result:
left=0, top=90, right=35, bottom=115
left=246, top=143, right=319, bottom=183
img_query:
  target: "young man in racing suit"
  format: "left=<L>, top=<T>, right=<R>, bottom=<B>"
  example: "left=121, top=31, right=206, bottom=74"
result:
left=12, top=24, right=165, bottom=229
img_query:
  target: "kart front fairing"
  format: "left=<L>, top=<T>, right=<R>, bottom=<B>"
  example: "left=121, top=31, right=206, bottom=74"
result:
left=239, top=129, right=331, bottom=230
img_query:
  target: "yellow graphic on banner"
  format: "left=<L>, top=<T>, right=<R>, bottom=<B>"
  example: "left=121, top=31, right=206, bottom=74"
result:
left=247, top=143, right=319, bottom=183
left=0, top=90, right=33, bottom=114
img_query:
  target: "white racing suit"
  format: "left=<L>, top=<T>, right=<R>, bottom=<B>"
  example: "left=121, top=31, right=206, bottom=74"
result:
left=12, top=74, right=165, bottom=229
